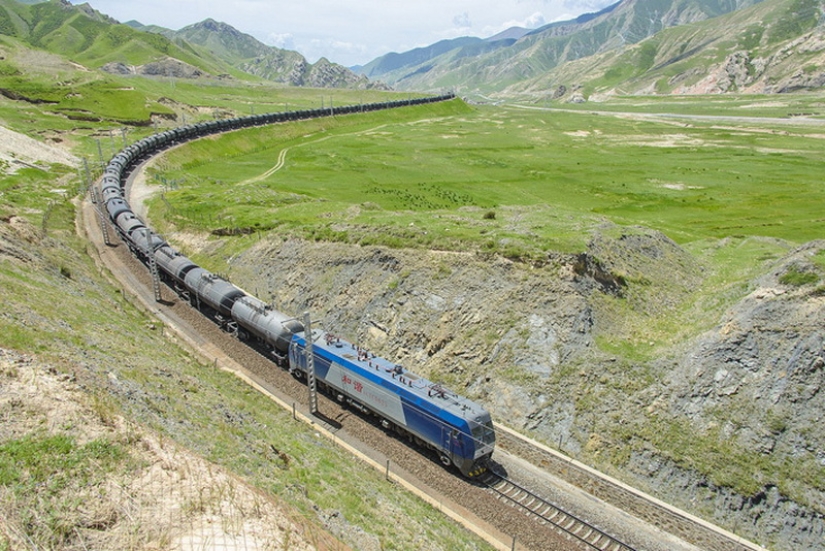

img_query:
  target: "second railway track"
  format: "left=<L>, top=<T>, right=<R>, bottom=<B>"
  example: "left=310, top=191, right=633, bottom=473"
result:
left=479, top=469, right=636, bottom=551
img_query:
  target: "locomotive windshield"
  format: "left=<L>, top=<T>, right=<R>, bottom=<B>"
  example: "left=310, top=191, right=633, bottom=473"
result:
left=471, top=419, right=496, bottom=445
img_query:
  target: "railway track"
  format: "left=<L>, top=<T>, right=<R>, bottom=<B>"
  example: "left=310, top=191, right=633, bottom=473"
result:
left=479, top=469, right=637, bottom=551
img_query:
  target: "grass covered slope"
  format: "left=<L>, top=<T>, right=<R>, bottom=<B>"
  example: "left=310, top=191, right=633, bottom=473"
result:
left=1, top=21, right=823, bottom=545
left=0, top=212, right=491, bottom=550
left=0, top=0, right=210, bottom=70
left=0, top=156, right=492, bottom=551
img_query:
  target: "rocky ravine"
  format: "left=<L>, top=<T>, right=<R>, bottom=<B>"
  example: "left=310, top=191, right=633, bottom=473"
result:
left=197, top=226, right=825, bottom=551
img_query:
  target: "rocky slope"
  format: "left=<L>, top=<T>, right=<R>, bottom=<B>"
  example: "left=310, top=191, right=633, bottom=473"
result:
left=143, top=18, right=384, bottom=89
left=353, top=0, right=825, bottom=98
left=0, top=1, right=380, bottom=90
left=198, top=224, right=825, bottom=550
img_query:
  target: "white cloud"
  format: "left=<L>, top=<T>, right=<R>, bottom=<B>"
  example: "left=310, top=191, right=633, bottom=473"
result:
left=521, top=11, right=547, bottom=28
left=562, top=0, right=617, bottom=13
left=265, top=33, right=295, bottom=50
left=452, top=12, right=472, bottom=29
left=488, top=11, right=546, bottom=35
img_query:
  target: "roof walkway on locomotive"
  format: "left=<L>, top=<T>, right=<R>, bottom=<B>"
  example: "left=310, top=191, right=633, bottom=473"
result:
left=305, top=332, right=490, bottom=424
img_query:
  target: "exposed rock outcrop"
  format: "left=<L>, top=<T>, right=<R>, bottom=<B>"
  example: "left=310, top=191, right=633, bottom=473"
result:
left=216, top=227, right=824, bottom=550
left=101, top=57, right=206, bottom=79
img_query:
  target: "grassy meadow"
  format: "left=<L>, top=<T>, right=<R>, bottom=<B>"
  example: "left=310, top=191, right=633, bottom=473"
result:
left=148, top=95, right=825, bottom=261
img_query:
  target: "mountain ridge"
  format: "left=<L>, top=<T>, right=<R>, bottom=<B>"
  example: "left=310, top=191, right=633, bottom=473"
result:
left=354, top=0, right=824, bottom=98
left=0, top=0, right=380, bottom=89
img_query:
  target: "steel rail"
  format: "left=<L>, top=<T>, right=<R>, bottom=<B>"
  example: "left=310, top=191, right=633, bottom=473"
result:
left=479, top=469, right=638, bottom=551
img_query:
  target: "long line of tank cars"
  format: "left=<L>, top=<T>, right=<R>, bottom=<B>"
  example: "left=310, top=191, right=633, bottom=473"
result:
left=97, top=94, right=496, bottom=477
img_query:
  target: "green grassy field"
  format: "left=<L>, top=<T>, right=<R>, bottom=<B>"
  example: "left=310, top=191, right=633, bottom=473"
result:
left=537, top=93, right=825, bottom=118
left=148, top=97, right=825, bottom=263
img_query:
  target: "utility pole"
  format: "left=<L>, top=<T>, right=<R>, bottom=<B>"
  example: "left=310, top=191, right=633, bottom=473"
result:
left=94, top=186, right=112, bottom=246
left=303, top=311, right=318, bottom=415
left=143, top=228, right=162, bottom=302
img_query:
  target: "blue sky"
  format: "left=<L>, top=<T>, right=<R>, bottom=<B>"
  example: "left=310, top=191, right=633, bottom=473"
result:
left=69, top=0, right=616, bottom=67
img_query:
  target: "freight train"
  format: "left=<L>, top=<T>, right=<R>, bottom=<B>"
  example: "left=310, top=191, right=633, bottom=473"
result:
left=96, top=94, right=496, bottom=477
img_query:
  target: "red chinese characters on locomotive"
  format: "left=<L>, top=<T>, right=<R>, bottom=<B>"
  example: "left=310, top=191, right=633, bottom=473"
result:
left=341, top=374, right=364, bottom=394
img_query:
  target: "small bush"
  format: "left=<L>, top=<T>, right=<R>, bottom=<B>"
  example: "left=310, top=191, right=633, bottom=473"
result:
left=779, top=266, right=818, bottom=287
left=483, top=210, right=496, bottom=220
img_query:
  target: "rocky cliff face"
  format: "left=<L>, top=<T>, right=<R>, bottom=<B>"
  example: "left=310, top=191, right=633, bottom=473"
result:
left=212, top=226, right=824, bottom=550
left=672, top=27, right=825, bottom=94
left=101, top=58, right=206, bottom=79
left=241, top=56, right=385, bottom=89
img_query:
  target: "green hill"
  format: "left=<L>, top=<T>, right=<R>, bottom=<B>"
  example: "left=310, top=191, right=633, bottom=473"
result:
left=510, top=0, right=825, bottom=98
left=0, top=0, right=378, bottom=89
left=0, top=0, right=210, bottom=69
left=354, top=0, right=824, bottom=98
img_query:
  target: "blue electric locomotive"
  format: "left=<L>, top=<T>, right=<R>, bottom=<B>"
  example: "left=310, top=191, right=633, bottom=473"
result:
left=288, top=331, right=495, bottom=477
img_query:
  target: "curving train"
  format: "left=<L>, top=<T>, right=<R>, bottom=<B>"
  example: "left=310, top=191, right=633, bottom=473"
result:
left=95, top=93, right=495, bottom=477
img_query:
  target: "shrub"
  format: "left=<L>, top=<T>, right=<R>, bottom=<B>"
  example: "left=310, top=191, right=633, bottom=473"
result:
left=779, top=266, right=818, bottom=286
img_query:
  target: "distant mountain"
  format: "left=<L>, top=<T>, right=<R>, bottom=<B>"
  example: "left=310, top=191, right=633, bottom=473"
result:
left=354, top=0, right=823, bottom=97
left=509, top=0, right=825, bottom=98
left=486, top=27, right=532, bottom=42
left=0, top=0, right=381, bottom=90
left=158, top=19, right=380, bottom=88
left=356, top=37, right=486, bottom=80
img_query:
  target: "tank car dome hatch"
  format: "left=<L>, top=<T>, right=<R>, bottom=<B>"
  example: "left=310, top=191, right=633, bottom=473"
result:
left=105, top=197, right=131, bottom=221
left=116, top=213, right=146, bottom=237
left=132, top=230, right=166, bottom=253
